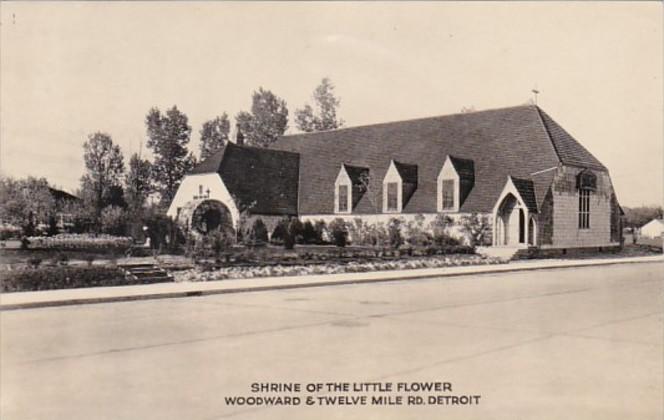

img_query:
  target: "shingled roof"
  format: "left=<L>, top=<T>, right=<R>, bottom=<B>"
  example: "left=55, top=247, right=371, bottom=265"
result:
left=271, top=105, right=603, bottom=215
left=537, top=109, right=606, bottom=171
left=190, top=142, right=300, bottom=215
left=511, top=177, right=538, bottom=212
left=343, top=164, right=370, bottom=185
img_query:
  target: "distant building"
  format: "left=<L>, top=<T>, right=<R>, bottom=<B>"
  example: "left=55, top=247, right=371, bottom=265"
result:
left=640, top=219, right=664, bottom=239
left=168, top=105, right=623, bottom=250
left=48, top=187, right=80, bottom=229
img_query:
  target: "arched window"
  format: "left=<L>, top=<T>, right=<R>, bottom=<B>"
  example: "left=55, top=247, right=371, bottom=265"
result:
left=576, top=170, right=595, bottom=230
left=528, top=217, right=536, bottom=245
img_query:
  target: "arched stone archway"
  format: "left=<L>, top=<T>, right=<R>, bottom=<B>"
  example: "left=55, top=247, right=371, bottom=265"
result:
left=495, top=193, right=526, bottom=246
left=177, top=199, right=235, bottom=238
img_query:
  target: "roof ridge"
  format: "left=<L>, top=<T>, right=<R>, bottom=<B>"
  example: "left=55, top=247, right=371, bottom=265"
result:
left=278, top=104, right=539, bottom=140
left=533, top=106, right=563, bottom=167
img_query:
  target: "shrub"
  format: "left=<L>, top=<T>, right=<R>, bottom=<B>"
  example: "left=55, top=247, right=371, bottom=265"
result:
left=54, top=253, right=69, bottom=266
left=22, top=218, right=35, bottom=237
left=367, top=222, right=389, bottom=247
left=143, top=211, right=185, bottom=253
left=429, top=214, right=458, bottom=246
left=347, top=218, right=371, bottom=246
left=388, top=218, right=404, bottom=249
left=405, top=214, right=433, bottom=247
left=0, top=224, right=22, bottom=240
left=248, top=218, right=269, bottom=244
left=314, top=220, right=328, bottom=244
left=0, top=266, right=130, bottom=293
left=27, top=257, right=42, bottom=268
left=101, top=206, right=127, bottom=236
left=210, top=229, right=235, bottom=259
left=328, top=218, right=348, bottom=248
left=460, top=213, right=492, bottom=247
left=46, top=216, right=59, bottom=237
left=289, top=218, right=304, bottom=244
left=302, top=221, right=319, bottom=244
left=270, top=219, right=288, bottom=245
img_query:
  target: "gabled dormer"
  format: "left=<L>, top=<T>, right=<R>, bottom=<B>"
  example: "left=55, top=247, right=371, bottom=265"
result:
left=334, top=163, right=369, bottom=214
left=382, top=160, right=418, bottom=213
left=437, top=155, right=474, bottom=212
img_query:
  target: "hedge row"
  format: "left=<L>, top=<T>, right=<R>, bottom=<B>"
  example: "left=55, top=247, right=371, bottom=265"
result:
left=1, top=266, right=134, bottom=293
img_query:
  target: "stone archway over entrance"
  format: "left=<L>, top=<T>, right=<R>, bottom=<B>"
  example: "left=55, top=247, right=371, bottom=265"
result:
left=494, top=193, right=526, bottom=246
left=491, top=176, right=538, bottom=248
left=177, top=199, right=235, bottom=236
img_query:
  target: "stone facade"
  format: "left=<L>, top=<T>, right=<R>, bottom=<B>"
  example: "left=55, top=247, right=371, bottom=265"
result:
left=547, top=165, right=620, bottom=248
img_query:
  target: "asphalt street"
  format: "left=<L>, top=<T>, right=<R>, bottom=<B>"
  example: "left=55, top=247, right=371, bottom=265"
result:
left=1, top=262, right=662, bottom=420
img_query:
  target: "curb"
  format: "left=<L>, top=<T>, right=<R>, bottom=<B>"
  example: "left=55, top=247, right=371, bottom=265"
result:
left=1, top=256, right=662, bottom=311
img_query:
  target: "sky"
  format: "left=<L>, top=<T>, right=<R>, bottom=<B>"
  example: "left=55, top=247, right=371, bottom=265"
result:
left=1, top=1, right=662, bottom=207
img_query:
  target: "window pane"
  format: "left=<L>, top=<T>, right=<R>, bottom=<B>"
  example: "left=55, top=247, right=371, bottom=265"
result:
left=338, top=185, right=348, bottom=212
left=387, top=182, right=398, bottom=211
left=442, top=179, right=455, bottom=209
left=578, top=189, right=590, bottom=229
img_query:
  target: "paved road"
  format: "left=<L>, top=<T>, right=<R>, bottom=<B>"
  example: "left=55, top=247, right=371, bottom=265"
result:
left=1, top=262, right=662, bottom=420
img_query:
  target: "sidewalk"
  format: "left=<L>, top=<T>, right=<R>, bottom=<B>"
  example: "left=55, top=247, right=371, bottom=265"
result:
left=1, top=255, right=662, bottom=310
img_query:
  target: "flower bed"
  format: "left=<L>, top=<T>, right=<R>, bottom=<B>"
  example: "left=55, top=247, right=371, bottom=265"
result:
left=173, top=254, right=504, bottom=283
left=25, top=234, right=133, bottom=250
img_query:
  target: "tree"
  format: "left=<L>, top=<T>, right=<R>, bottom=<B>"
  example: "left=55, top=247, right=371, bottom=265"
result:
left=235, top=88, right=289, bottom=148
left=125, top=153, right=153, bottom=213
left=80, top=132, right=125, bottom=220
left=199, top=114, right=230, bottom=160
left=295, top=78, right=344, bottom=132
left=0, top=176, right=56, bottom=235
left=623, top=205, right=663, bottom=228
left=145, top=106, right=197, bottom=206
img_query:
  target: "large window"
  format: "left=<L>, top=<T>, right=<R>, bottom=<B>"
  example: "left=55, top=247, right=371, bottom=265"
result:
left=441, top=179, right=455, bottom=210
left=338, top=184, right=349, bottom=212
left=386, top=182, right=399, bottom=211
left=579, top=188, right=591, bottom=229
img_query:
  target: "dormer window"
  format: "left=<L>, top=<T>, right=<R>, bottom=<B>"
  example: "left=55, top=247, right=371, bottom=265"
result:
left=386, top=182, right=399, bottom=211
left=334, top=163, right=369, bottom=214
left=382, top=160, right=418, bottom=213
left=437, top=155, right=474, bottom=213
left=338, top=184, right=349, bottom=213
left=441, top=179, right=455, bottom=210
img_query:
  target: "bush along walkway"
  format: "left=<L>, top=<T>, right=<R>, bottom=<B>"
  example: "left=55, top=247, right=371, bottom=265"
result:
left=173, top=254, right=503, bottom=283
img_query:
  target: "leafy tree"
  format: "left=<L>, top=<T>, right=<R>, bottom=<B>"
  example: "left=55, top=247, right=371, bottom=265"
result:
left=295, top=78, right=344, bottom=132
left=199, top=114, right=230, bottom=160
left=145, top=106, right=196, bottom=206
left=623, top=205, right=663, bottom=228
left=235, top=88, right=289, bottom=148
left=0, top=176, right=56, bottom=235
left=80, top=132, right=125, bottom=220
left=125, top=153, right=153, bottom=213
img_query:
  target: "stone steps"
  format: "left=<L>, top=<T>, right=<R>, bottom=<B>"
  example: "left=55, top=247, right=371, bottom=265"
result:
left=476, top=246, right=524, bottom=261
left=118, top=263, right=173, bottom=284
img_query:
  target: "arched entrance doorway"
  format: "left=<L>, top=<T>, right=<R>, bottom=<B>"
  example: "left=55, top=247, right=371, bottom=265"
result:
left=495, top=193, right=526, bottom=246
